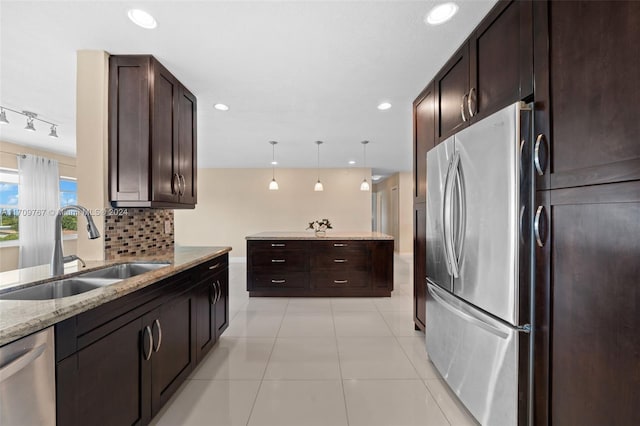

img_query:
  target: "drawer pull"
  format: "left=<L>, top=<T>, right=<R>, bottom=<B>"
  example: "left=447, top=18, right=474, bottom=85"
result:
left=334, top=280, right=349, bottom=284
left=334, top=259, right=348, bottom=263
left=333, top=243, right=348, bottom=247
left=271, top=243, right=286, bottom=247
left=271, top=259, right=286, bottom=263
left=271, top=279, right=286, bottom=284
left=208, top=263, right=221, bottom=270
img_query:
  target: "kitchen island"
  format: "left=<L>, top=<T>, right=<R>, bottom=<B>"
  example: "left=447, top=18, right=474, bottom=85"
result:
left=246, top=231, right=394, bottom=297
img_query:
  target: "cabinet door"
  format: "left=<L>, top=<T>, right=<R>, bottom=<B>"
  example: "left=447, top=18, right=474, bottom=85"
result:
left=534, top=182, right=640, bottom=426
left=534, top=0, right=640, bottom=190
left=214, top=270, right=229, bottom=339
left=371, top=241, right=393, bottom=290
left=194, top=279, right=216, bottom=363
left=108, top=55, right=151, bottom=203
left=151, top=59, right=180, bottom=204
left=413, top=203, right=426, bottom=331
left=150, top=290, right=196, bottom=415
left=178, top=85, right=197, bottom=206
left=435, top=42, right=469, bottom=142
left=57, top=317, right=151, bottom=426
left=413, top=84, right=435, bottom=202
left=469, top=0, right=532, bottom=121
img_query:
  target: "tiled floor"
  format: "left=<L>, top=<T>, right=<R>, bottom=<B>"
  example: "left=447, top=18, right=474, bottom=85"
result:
left=151, top=255, right=479, bottom=426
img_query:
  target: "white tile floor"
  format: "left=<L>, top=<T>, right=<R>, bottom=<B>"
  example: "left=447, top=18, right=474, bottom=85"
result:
left=151, top=255, right=479, bottom=426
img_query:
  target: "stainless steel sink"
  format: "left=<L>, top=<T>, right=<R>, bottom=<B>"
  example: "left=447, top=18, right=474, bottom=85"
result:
left=79, top=262, right=170, bottom=279
left=0, top=278, right=120, bottom=301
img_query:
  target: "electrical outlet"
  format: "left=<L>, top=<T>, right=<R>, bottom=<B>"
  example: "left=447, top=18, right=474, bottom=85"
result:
left=164, top=219, right=171, bottom=234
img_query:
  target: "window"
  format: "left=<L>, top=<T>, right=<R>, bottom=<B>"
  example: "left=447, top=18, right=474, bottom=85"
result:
left=0, top=168, right=19, bottom=242
left=0, top=169, right=78, bottom=243
left=59, top=177, right=78, bottom=234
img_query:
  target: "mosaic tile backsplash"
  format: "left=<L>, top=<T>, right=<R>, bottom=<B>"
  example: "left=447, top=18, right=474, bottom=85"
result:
left=104, top=209, right=174, bottom=260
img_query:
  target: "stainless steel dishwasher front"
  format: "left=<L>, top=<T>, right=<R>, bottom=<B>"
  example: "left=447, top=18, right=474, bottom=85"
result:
left=0, top=327, right=56, bottom=425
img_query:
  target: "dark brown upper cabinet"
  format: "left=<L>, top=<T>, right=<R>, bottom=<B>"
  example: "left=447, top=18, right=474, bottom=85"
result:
left=533, top=0, right=640, bottom=190
left=109, top=55, right=197, bottom=208
left=413, top=83, right=435, bottom=203
left=436, top=0, right=533, bottom=143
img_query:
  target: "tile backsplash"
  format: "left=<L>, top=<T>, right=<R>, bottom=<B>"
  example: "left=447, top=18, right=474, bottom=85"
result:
left=104, top=209, right=174, bottom=260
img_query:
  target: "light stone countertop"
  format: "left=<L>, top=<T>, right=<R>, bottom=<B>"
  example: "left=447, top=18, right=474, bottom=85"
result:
left=0, top=246, right=231, bottom=347
left=246, top=231, right=394, bottom=240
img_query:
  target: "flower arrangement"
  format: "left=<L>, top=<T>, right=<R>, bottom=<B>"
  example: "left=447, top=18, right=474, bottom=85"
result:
left=306, top=218, right=333, bottom=232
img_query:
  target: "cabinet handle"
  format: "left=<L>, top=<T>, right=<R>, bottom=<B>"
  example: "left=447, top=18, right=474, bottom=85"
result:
left=460, top=93, right=468, bottom=122
left=333, top=243, right=348, bottom=247
left=208, top=263, right=221, bottom=270
left=271, top=243, right=286, bottom=247
left=209, top=281, right=216, bottom=304
left=142, top=325, right=153, bottom=361
left=180, top=174, right=187, bottom=196
left=271, top=259, right=286, bottom=263
left=333, top=280, right=348, bottom=284
left=271, top=279, right=286, bottom=284
left=534, top=134, right=548, bottom=176
left=216, top=280, right=222, bottom=304
left=534, top=206, right=547, bottom=248
left=467, top=87, right=476, bottom=118
left=171, top=173, right=180, bottom=195
left=334, top=259, right=348, bottom=263
left=152, top=319, right=162, bottom=353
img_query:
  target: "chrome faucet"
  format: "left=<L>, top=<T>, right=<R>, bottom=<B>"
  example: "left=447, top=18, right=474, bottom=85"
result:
left=51, top=205, right=100, bottom=276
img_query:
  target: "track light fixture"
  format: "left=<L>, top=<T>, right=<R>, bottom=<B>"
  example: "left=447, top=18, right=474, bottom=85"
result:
left=0, top=106, right=59, bottom=138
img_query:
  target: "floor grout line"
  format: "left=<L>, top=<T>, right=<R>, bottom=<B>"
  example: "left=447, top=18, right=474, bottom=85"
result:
left=331, top=296, right=351, bottom=426
left=244, top=298, right=287, bottom=426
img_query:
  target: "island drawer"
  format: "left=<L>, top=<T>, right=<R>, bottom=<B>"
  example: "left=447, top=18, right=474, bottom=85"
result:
left=251, top=272, right=308, bottom=289
left=248, top=240, right=307, bottom=251
left=250, top=250, right=308, bottom=271
left=309, top=241, right=369, bottom=251
left=310, top=251, right=369, bottom=271
left=310, top=271, right=370, bottom=289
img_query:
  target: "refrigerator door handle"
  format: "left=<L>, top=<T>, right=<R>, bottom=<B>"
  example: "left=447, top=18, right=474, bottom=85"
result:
left=428, top=283, right=509, bottom=339
left=444, top=151, right=461, bottom=278
left=442, top=154, right=455, bottom=277
left=453, top=158, right=466, bottom=271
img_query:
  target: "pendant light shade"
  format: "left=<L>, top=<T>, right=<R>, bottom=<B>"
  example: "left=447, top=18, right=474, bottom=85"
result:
left=269, top=141, right=279, bottom=190
left=0, top=108, right=8, bottom=124
left=360, top=140, right=370, bottom=191
left=314, top=141, right=324, bottom=191
left=24, top=117, right=36, bottom=132
left=49, top=125, right=59, bottom=138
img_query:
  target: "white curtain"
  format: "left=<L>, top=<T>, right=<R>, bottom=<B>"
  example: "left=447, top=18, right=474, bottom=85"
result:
left=18, top=154, right=60, bottom=268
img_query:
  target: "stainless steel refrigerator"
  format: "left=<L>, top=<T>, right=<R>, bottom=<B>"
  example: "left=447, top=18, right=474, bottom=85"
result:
left=425, top=101, right=535, bottom=425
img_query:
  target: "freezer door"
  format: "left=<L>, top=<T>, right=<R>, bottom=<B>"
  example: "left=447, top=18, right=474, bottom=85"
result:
left=452, top=102, right=522, bottom=325
left=426, top=282, right=520, bottom=426
left=426, top=136, right=455, bottom=292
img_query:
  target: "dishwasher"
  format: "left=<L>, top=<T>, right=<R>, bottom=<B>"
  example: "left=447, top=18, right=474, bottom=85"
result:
left=0, top=327, right=56, bottom=425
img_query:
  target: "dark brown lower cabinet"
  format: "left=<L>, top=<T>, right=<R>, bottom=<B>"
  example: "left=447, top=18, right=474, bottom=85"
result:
left=535, top=182, right=640, bottom=425
left=247, top=239, right=393, bottom=297
left=413, top=203, right=426, bottom=331
left=56, top=254, right=229, bottom=426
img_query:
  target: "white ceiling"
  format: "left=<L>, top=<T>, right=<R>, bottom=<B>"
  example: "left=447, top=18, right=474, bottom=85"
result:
left=0, top=0, right=496, bottom=176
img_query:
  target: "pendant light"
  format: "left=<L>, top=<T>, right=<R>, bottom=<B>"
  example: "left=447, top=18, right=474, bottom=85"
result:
left=0, top=108, right=8, bottom=124
left=269, top=141, right=279, bottom=190
left=360, top=140, right=370, bottom=191
left=314, top=141, right=324, bottom=191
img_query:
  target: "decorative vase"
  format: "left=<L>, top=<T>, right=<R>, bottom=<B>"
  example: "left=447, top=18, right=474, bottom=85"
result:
left=315, top=230, right=326, bottom=237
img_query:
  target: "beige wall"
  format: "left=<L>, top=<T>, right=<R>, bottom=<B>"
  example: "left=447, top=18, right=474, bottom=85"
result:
left=373, top=172, right=413, bottom=254
left=75, top=50, right=109, bottom=261
left=0, top=140, right=78, bottom=272
left=175, top=168, right=372, bottom=258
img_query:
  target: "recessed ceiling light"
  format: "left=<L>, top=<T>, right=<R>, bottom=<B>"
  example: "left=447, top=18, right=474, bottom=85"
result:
left=377, top=102, right=392, bottom=110
left=372, top=175, right=383, bottom=181
left=425, top=3, right=459, bottom=25
left=348, top=160, right=356, bottom=165
left=271, top=161, right=278, bottom=165
left=214, top=103, right=229, bottom=111
left=127, top=9, right=157, bottom=29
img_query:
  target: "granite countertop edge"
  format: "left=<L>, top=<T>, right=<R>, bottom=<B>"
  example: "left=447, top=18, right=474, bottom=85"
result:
left=0, top=246, right=231, bottom=347
left=246, top=231, right=394, bottom=241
